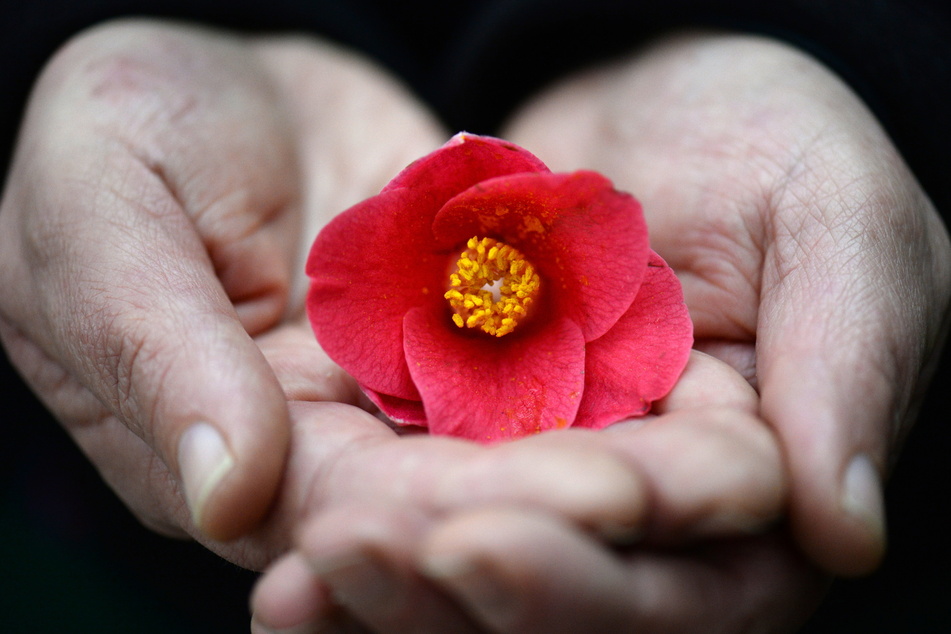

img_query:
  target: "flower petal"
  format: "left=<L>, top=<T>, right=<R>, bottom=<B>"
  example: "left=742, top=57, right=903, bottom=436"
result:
left=403, top=307, right=586, bottom=442
left=574, top=251, right=693, bottom=429
left=432, top=171, right=649, bottom=341
left=361, top=386, right=428, bottom=425
left=307, top=187, right=446, bottom=400
left=307, top=135, right=548, bottom=401
left=383, top=133, right=550, bottom=197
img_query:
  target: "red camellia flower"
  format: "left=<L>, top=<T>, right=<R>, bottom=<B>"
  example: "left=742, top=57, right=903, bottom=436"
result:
left=307, top=133, right=693, bottom=442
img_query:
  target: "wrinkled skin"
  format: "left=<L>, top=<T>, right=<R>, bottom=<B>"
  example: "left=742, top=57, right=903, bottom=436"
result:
left=502, top=33, right=951, bottom=576
left=0, top=20, right=947, bottom=633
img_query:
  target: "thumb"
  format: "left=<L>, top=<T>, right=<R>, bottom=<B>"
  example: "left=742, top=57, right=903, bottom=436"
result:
left=5, top=160, right=292, bottom=541
left=113, top=280, right=291, bottom=543
left=160, top=321, right=291, bottom=543
left=2, top=21, right=299, bottom=542
left=38, top=159, right=291, bottom=542
left=758, top=177, right=951, bottom=576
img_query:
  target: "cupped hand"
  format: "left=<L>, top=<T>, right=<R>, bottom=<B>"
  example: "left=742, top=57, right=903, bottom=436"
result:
left=0, top=19, right=448, bottom=547
left=502, top=32, right=951, bottom=576
left=248, top=31, right=951, bottom=622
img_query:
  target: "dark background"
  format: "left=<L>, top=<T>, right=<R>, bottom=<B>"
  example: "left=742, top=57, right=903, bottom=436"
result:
left=2, top=1, right=950, bottom=631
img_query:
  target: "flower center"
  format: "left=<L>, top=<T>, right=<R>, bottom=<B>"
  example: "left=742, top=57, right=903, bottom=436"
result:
left=445, top=236, right=541, bottom=337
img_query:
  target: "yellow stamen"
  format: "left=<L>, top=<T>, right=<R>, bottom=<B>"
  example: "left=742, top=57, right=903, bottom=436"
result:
left=444, top=236, right=541, bottom=337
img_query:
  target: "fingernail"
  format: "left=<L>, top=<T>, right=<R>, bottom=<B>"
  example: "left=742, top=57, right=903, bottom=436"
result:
left=841, top=454, right=886, bottom=543
left=312, top=552, right=398, bottom=611
left=422, top=554, right=518, bottom=627
left=178, top=422, right=235, bottom=530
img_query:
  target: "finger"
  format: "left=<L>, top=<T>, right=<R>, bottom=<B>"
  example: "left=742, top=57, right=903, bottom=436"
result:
left=429, top=432, right=649, bottom=539
left=290, top=403, right=650, bottom=540
left=492, top=352, right=775, bottom=542
left=251, top=553, right=331, bottom=634
left=205, top=400, right=643, bottom=568
left=420, top=509, right=824, bottom=634
left=758, top=143, right=951, bottom=575
left=601, top=352, right=781, bottom=540
left=0, top=21, right=300, bottom=540
left=601, top=406, right=786, bottom=541
left=254, top=320, right=368, bottom=407
left=286, top=396, right=778, bottom=550
left=293, top=505, right=481, bottom=633
left=652, top=349, right=758, bottom=415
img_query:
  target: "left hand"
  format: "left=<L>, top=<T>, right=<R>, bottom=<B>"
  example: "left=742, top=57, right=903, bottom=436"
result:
left=501, top=32, right=951, bottom=577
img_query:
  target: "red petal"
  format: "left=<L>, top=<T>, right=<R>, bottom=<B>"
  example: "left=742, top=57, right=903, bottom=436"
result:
left=432, top=171, right=649, bottom=341
left=403, top=307, right=586, bottom=442
left=383, top=133, right=550, bottom=198
left=575, top=252, right=693, bottom=429
left=307, top=188, right=446, bottom=400
left=307, top=135, right=547, bottom=400
left=361, top=386, right=427, bottom=425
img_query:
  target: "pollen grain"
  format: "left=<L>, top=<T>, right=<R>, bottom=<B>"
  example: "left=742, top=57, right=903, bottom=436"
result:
left=445, top=236, right=540, bottom=337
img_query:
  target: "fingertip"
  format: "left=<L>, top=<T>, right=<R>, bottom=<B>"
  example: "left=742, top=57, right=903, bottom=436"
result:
left=251, top=552, right=329, bottom=634
left=195, top=415, right=290, bottom=542
left=793, top=454, right=887, bottom=577
left=761, top=353, right=889, bottom=577
left=606, top=407, right=786, bottom=542
left=175, top=379, right=291, bottom=541
left=653, top=349, right=759, bottom=415
left=841, top=455, right=888, bottom=553
left=838, top=454, right=888, bottom=574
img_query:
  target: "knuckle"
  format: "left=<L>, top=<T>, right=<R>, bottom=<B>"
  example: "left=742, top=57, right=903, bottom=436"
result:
left=37, top=19, right=203, bottom=149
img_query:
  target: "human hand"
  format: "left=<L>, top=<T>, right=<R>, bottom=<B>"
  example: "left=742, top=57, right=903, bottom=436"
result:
left=0, top=19, right=448, bottom=550
left=252, top=350, right=826, bottom=633
left=502, top=32, right=951, bottom=576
